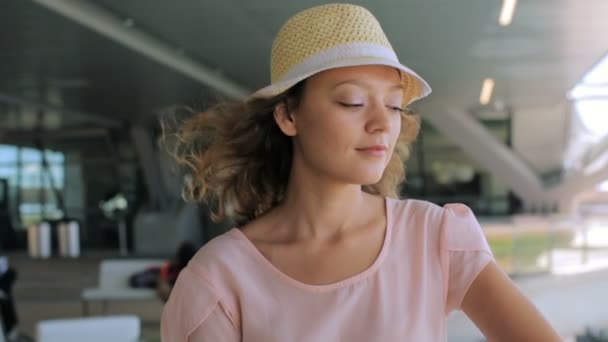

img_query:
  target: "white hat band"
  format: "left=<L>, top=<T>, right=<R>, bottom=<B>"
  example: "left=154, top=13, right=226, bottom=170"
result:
left=281, top=42, right=398, bottom=81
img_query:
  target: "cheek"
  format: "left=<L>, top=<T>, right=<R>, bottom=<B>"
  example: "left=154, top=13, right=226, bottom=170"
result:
left=295, top=118, right=337, bottom=159
left=390, top=115, right=402, bottom=144
left=302, top=113, right=356, bottom=148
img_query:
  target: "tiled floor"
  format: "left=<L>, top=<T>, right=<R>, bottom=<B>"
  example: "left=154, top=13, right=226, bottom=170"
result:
left=7, top=251, right=163, bottom=341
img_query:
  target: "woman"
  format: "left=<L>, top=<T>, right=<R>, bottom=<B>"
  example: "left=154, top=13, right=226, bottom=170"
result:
left=161, top=4, right=560, bottom=341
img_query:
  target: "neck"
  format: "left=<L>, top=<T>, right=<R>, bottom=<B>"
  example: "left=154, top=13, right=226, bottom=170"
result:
left=277, top=164, right=372, bottom=242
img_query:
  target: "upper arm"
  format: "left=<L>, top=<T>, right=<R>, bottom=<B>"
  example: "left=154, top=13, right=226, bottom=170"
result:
left=439, top=202, right=559, bottom=341
left=462, top=261, right=561, bottom=342
left=188, top=304, right=241, bottom=342
left=160, top=267, right=240, bottom=342
left=440, top=203, right=495, bottom=312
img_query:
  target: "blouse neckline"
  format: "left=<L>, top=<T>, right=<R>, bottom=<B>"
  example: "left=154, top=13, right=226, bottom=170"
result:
left=228, top=196, right=393, bottom=293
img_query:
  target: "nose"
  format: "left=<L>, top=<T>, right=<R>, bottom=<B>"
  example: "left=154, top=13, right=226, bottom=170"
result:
left=365, top=100, right=393, bottom=133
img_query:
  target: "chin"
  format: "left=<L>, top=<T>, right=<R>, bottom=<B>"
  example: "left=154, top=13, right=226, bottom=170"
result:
left=350, top=170, right=385, bottom=186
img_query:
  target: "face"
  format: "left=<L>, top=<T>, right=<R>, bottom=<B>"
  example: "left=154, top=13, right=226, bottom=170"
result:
left=274, top=65, right=404, bottom=186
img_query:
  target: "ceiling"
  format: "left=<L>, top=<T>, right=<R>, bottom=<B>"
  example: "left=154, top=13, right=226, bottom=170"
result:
left=96, top=0, right=608, bottom=109
left=1, top=0, right=606, bottom=118
left=1, top=0, right=607, bottom=198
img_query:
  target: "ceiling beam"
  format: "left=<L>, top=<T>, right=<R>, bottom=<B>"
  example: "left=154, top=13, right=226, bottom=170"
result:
left=32, top=0, right=250, bottom=99
left=581, top=134, right=608, bottom=172
left=422, top=105, right=547, bottom=202
left=0, top=92, right=120, bottom=127
left=0, top=127, right=110, bottom=144
left=548, top=136, right=608, bottom=199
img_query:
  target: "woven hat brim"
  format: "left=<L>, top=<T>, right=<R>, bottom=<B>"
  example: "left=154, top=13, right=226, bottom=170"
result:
left=249, top=57, right=432, bottom=105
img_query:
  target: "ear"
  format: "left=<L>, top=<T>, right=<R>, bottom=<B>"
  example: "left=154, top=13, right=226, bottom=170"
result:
left=273, top=102, right=297, bottom=137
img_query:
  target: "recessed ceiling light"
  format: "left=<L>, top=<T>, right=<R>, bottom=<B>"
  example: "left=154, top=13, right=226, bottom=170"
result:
left=499, top=0, right=518, bottom=26
left=480, top=78, right=495, bottom=105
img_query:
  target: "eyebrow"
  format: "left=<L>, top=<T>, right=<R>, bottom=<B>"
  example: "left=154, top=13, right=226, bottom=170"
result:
left=331, top=80, right=403, bottom=92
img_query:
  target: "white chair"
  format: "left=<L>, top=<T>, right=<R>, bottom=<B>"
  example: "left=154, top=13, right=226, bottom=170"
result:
left=37, top=315, right=140, bottom=342
left=81, top=259, right=164, bottom=315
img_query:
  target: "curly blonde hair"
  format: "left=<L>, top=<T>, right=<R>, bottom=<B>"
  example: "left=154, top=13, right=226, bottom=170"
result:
left=162, top=81, right=420, bottom=225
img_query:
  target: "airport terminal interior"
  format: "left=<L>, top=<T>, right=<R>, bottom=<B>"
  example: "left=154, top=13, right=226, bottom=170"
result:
left=1, top=0, right=608, bottom=341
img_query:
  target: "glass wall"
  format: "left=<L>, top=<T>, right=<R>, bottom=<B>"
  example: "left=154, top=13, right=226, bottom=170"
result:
left=0, top=144, right=65, bottom=228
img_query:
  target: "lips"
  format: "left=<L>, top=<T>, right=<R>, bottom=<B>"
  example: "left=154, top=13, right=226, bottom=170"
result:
left=356, top=145, right=388, bottom=151
left=356, top=145, right=388, bottom=156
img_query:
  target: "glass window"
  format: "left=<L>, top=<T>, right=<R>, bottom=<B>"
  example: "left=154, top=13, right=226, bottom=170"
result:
left=0, top=145, right=17, bottom=164
left=574, top=100, right=608, bottom=138
left=598, top=180, right=608, bottom=192
left=20, top=147, right=42, bottom=163
left=45, top=150, right=64, bottom=164
left=0, top=144, right=65, bottom=228
left=570, top=53, right=608, bottom=140
left=567, top=53, right=608, bottom=174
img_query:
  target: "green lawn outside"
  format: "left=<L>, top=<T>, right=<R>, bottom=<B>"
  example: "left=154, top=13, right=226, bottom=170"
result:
left=487, top=229, right=575, bottom=274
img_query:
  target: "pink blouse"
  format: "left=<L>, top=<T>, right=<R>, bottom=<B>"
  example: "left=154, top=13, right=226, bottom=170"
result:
left=161, top=198, right=494, bottom=341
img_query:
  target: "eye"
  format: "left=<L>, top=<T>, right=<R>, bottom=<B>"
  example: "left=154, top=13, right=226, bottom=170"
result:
left=388, top=106, right=405, bottom=113
left=338, top=102, right=364, bottom=108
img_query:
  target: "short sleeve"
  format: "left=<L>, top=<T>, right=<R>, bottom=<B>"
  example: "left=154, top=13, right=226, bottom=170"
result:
left=160, top=267, right=240, bottom=341
left=440, top=203, right=494, bottom=313
left=188, top=308, right=241, bottom=341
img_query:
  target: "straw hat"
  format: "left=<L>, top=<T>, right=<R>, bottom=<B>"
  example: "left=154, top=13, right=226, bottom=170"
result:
left=250, top=3, right=432, bottom=106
